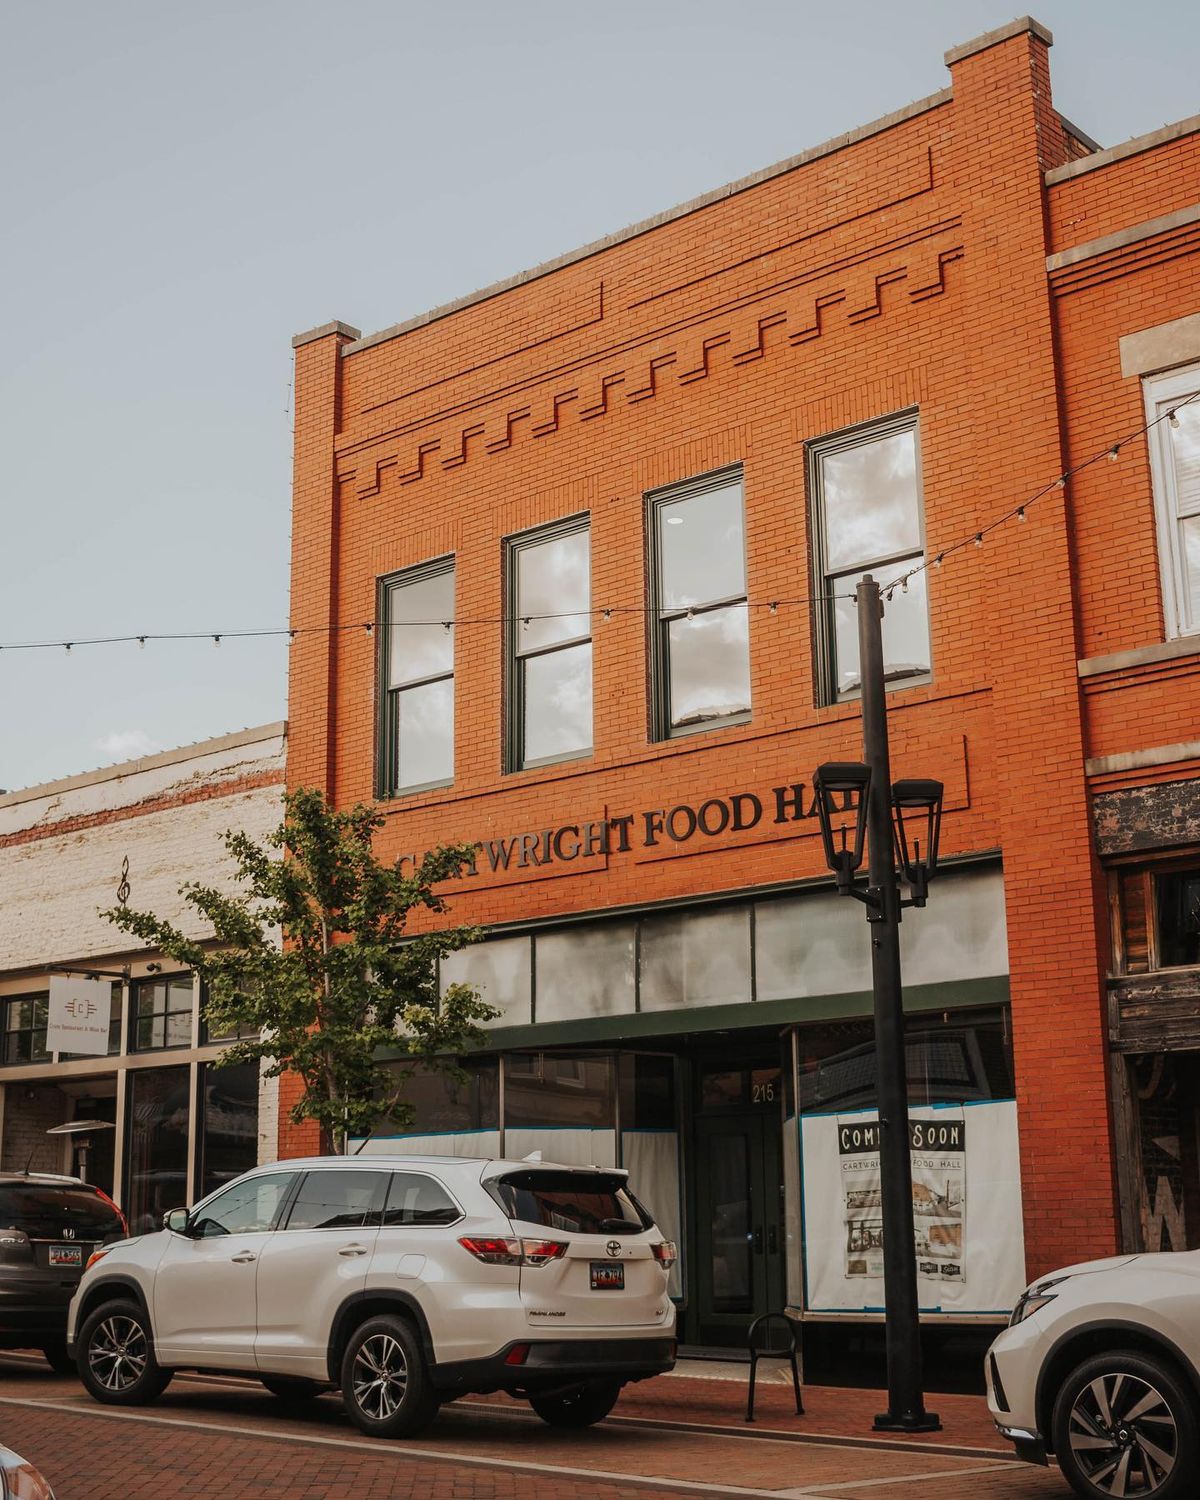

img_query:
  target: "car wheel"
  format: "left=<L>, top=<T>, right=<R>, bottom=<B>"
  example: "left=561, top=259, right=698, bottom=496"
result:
left=42, top=1339, right=75, bottom=1376
left=340, top=1315, right=438, bottom=1439
left=1051, top=1350, right=1198, bottom=1500
left=529, top=1379, right=621, bottom=1429
left=260, top=1374, right=322, bottom=1403
left=77, top=1299, right=172, bottom=1407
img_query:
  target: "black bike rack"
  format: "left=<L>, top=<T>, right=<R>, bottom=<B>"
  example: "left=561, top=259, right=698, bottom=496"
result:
left=745, top=1311, right=804, bottom=1422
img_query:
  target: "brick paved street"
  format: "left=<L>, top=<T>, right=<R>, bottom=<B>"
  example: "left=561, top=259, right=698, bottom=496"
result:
left=0, top=1353, right=1072, bottom=1499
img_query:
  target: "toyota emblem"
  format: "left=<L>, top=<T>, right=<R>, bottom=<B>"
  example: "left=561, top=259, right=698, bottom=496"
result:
left=605, top=1240, right=622, bottom=1258
left=63, top=1227, right=76, bottom=1240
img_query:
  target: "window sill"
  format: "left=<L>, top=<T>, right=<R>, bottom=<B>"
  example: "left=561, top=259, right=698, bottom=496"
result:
left=380, top=777, right=454, bottom=802
left=659, top=711, right=752, bottom=743
left=508, top=748, right=594, bottom=776
left=1078, top=633, right=1200, bottom=678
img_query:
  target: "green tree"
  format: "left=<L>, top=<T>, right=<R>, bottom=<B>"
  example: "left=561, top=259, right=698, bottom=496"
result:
left=103, top=786, right=495, bottom=1153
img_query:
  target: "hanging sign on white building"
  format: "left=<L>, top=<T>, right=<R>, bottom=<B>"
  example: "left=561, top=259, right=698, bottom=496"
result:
left=46, top=975, right=112, bottom=1057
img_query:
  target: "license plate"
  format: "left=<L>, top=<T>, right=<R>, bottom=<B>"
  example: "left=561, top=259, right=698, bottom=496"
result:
left=49, top=1245, right=82, bottom=1267
left=590, top=1262, right=624, bottom=1290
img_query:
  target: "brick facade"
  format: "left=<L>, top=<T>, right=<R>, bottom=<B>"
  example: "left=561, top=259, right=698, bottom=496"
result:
left=285, top=19, right=1200, bottom=1283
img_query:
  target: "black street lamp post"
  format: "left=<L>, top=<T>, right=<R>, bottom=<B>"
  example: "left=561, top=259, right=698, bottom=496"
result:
left=813, top=574, right=944, bottom=1433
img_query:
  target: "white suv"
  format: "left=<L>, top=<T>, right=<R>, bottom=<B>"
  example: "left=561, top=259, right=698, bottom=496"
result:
left=68, top=1155, right=677, bottom=1437
left=986, top=1250, right=1200, bottom=1499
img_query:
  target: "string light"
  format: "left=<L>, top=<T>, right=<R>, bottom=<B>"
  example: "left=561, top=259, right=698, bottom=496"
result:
left=4, top=392, right=1196, bottom=659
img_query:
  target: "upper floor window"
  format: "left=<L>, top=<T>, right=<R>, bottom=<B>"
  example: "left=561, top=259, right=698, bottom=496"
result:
left=809, top=412, right=930, bottom=703
left=648, top=468, right=751, bottom=739
left=1144, top=364, right=1200, bottom=638
left=379, top=558, right=455, bottom=796
left=2, top=995, right=48, bottom=1065
left=506, top=518, right=592, bottom=770
left=1114, top=862, right=1200, bottom=973
left=131, top=975, right=194, bottom=1051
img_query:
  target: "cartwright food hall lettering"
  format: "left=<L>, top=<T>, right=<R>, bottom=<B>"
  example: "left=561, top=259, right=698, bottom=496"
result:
left=397, top=783, right=839, bottom=879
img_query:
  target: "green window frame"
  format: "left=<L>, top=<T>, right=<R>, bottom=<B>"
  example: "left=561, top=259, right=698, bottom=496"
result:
left=505, top=515, right=593, bottom=771
left=646, top=466, right=751, bottom=741
left=2, top=995, right=49, bottom=1066
left=376, top=557, right=456, bottom=798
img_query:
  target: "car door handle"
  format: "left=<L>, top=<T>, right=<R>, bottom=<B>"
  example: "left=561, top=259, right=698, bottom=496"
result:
left=231, top=1251, right=257, bottom=1264
left=338, top=1244, right=369, bottom=1257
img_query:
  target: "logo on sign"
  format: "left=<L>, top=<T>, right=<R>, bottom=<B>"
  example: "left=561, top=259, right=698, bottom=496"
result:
left=605, top=1240, right=622, bottom=1258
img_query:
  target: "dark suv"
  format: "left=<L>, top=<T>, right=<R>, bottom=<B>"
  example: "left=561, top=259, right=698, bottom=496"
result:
left=0, top=1174, right=126, bottom=1371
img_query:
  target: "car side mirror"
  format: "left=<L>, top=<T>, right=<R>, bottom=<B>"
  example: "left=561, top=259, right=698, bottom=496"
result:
left=163, top=1207, right=192, bottom=1236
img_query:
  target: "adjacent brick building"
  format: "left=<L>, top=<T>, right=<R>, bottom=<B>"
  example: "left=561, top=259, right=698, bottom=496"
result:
left=0, top=725, right=286, bottom=1232
left=284, top=16, right=1200, bottom=1356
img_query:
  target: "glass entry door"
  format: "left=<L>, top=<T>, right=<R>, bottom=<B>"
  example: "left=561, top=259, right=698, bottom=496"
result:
left=693, top=1108, right=784, bottom=1347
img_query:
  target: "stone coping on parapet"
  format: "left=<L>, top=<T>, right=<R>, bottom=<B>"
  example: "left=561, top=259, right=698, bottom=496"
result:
left=943, top=15, right=1052, bottom=67
left=0, top=722, right=287, bottom=808
left=1046, top=112, right=1200, bottom=185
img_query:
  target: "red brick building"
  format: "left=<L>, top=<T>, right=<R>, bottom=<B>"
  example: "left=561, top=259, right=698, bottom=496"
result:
left=285, top=17, right=1200, bottom=1356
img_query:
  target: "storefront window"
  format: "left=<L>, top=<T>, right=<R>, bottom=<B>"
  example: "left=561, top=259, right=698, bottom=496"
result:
left=505, top=1052, right=614, bottom=1128
left=381, top=1060, right=499, bottom=1135
left=2, top=996, right=49, bottom=1065
left=200, top=981, right=261, bottom=1044
left=197, top=1061, right=260, bottom=1199
left=639, top=905, right=751, bottom=1011
left=131, top=975, right=194, bottom=1051
left=796, top=1011, right=1014, bottom=1112
left=534, top=922, right=636, bottom=1022
left=124, top=1065, right=190, bottom=1234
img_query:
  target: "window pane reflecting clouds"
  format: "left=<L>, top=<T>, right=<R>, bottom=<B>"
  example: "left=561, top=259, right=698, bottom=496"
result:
left=397, top=677, right=453, bottom=787
left=535, top=922, right=636, bottom=1022
left=659, top=482, right=746, bottom=608
left=821, top=430, right=920, bottom=573
left=640, top=906, right=751, bottom=1010
left=517, top=528, right=591, bottom=653
left=1183, top=516, right=1200, bottom=628
left=1169, top=404, right=1200, bottom=518
left=388, top=570, right=454, bottom=688
left=523, top=641, right=592, bottom=762
left=667, top=606, right=750, bottom=728
left=832, top=567, right=929, bottom=695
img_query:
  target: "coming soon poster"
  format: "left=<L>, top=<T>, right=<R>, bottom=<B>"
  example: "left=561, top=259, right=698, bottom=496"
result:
left=800, top=1102, right=1024, bottom=1316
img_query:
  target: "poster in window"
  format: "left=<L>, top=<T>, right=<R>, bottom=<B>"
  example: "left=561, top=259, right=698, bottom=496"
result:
left=800, top=1101, right=1024, bottom=1316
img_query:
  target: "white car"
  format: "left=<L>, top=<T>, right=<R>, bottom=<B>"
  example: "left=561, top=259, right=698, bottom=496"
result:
left=67, top=1155, right=677, bottom=1437
left=986, top=1251, right=1200, bottom=1499
left=0, top=1444, right=56, bottom=1500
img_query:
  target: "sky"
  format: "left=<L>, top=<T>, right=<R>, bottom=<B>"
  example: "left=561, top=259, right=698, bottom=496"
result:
left=2, top=0, right=1197, bottom=793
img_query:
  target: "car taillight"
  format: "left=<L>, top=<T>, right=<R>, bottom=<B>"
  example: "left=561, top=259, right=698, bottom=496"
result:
left=652, top=1241, right=678, bottom=1267
left=519, top=1239, right=567, bottom=1266
left=457, top=1236, right=568, bottom=1266
left=91, top=1186, right=128, bottom=1237
left=85, top=1246, right=112, bottom=1272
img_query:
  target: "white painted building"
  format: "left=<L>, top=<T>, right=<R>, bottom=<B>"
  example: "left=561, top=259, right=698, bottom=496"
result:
left=0, top=724, right=285, bottom=1231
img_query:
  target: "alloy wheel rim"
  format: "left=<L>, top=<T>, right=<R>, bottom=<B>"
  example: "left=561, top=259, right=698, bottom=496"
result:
left=88, top=1315, right=148, bottom=1392
left=352, top=1334, right=408, bottom=1420
left=1068, top=1372, right=1178, bottom=1496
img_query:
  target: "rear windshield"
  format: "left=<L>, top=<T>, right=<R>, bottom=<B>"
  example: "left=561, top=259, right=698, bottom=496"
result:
left=0, top=1184, right=123, bottom=1240
left=491, top=1170, right=651, bottom=1234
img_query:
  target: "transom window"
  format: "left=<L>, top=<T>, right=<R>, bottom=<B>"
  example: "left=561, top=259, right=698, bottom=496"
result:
left=379, top=558, right=455, bottom=795
left=809, top=412, right=930, bottom=702
left=131, top=975, right=194, bottom=1051
left=506, top=517, right=592, bottom=769
left=1144, top=364, right=1200, bottom=638
left=2, top=996, right=49, bottom=1066
left=648, top=468, right=751, bottom=739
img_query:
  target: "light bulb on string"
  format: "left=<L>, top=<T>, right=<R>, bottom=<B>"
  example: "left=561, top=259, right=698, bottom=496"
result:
left=1017, top=507, right=1026, bottom=522
left=901, top=577, right=909, bottom=594
left=1169, top=410, right=1181, bottom=429
left=768, top=601, right=778, bottom=615
left=213, top=635, right=221, bottom=647
left=363, top=623, right=373, bottom=636
left=602, top=609, right=612, bottom=623
left=933, top=554, right=943, bottom=569
left=974, top=533, right=983, bottom=548
left=1055, top=477, right=1067, bottom=489
left=442, top=621, right=452, bottom=634
left=1108, top=445, right=1120, bottom=462
left=137, top=637, right=146, bottom=650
